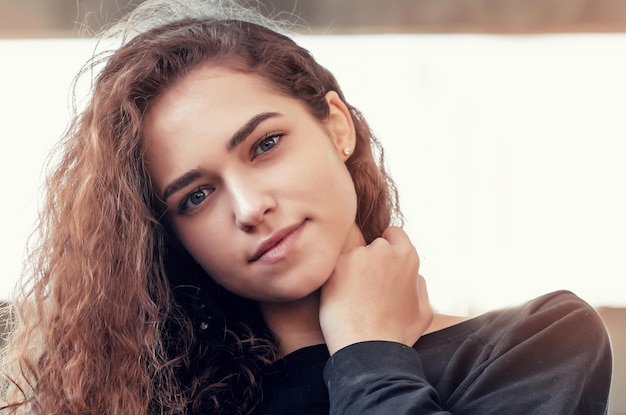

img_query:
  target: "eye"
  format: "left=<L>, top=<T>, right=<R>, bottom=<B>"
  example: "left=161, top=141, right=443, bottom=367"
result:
left=253, top=133, right=283, bottom=157
left=179, top=187, right=213, bottom=213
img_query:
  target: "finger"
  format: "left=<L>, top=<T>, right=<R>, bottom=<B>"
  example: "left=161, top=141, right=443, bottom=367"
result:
left=380, top=226, right=412, bottom=246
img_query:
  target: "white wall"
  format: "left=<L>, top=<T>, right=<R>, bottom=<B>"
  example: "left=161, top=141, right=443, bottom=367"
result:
left=1, top=35, right=625, bottom=314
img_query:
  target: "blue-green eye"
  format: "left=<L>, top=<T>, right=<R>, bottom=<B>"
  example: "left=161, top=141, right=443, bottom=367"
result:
left=254, top=134, right=282, bottom=156
left=179, top=188, right=212, bottom=213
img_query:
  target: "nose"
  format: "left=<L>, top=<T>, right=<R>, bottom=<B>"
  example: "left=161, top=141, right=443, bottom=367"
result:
left=227, top=175, right=276, bottom=232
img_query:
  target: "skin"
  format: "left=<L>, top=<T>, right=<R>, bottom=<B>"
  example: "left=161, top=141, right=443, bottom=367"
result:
left=144, top=65, right=463, bottom=356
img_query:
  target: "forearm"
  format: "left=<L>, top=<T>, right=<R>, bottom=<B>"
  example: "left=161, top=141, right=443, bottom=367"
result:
left=324, top=341, right=450, bottom=415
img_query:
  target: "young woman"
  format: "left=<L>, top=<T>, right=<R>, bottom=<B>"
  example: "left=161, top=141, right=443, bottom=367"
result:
left=1, top=1, right=611, bottom=414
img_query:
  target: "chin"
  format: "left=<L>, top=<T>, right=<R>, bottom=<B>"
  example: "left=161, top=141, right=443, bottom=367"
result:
left=257, top=279, right=324, bottom=304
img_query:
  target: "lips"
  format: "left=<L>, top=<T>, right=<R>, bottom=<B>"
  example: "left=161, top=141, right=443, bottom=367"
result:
left=248, top=221, right=305, bottom=263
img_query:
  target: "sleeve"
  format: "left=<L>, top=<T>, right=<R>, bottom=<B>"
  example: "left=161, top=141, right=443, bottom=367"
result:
left=322, top=292, right=612, bottom=415
left=324, top=341, right=450, bottom=415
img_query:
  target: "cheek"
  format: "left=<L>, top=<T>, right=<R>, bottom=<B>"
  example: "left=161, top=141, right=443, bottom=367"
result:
left=325, top=161, right=359, bottom=217
left=297, top=149, right=355, bottom=197
left=176, top=221, right=230, bottom=273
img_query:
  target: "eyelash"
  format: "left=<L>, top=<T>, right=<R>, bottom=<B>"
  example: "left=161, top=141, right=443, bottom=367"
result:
left=252, top=132, right=284, bottom=158
left=177, top=187, right=213, bottom=214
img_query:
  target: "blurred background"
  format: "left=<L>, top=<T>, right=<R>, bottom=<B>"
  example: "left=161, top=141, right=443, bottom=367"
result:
left=3, top=0, right=626, bottom=36
left=1, top=0, right=625, bottom=411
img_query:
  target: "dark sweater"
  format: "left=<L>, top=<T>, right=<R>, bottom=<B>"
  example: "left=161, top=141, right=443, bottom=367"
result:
left=256, top=291, right=612, bottom=414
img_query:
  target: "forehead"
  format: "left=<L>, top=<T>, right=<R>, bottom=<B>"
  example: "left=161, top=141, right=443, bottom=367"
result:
left=149, top=65, right=277, bottom=117
left=140, top=65, right=304, bottom=190
left=143, top=66, right=284, bottom=144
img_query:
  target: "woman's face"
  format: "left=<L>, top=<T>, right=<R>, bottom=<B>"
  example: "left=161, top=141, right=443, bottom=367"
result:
left=144, top=66, right=365, bottom=304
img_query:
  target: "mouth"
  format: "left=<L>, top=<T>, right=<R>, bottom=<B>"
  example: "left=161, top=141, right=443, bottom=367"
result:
left=249, top=221, right=306, bottom=264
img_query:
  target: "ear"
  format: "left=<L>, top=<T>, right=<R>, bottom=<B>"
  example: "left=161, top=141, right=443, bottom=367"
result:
left=324, top=91, right=356, bottom=161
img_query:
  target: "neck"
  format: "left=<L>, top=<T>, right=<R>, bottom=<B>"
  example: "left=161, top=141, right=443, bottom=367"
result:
left=259, top=223, right=366, bottom=356
left=260, top=292, right=325, bottom=356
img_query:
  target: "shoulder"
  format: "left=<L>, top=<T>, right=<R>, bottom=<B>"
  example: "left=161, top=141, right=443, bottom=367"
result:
left=427, top=291, right=612, bottom=413
left=420, top=290, right=611, bottom=386
left=491, top=291, right=612, bottom=411
left=518, top=289, right=599, bottom=316
left=491, top=290, right=608, bottom=344
left=477, top=291, right=612, bottom=399
left=453, top=290, right=610, bottom=358
left=424, top=290, right=608, bottom=349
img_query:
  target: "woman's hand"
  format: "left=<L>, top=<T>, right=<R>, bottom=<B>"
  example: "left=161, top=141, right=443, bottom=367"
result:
left=319, top=226, right=433, bottom=355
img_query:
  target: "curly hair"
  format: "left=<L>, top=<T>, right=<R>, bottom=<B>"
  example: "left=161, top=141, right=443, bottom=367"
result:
left=1, top=1, right=402, bottom=414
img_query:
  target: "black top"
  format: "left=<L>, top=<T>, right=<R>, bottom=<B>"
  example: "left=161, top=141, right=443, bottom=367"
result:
left=256, top=291, right=612, bottom=414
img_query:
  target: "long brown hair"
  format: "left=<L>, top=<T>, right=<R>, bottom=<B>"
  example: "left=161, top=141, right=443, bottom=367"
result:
left=1, top=3, right=401, bottom=415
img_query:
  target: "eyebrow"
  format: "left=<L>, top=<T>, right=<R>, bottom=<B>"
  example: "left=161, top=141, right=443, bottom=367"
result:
left=161, top=111, right=282, bottom=202
left=162, top=169, right=205, bottom=203
left=226, top=111, right=282, bottom=151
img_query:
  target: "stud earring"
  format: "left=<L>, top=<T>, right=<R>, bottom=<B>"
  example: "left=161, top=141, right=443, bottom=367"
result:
left=343, top=147, right=351, bottom=156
